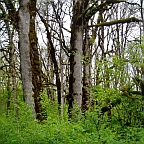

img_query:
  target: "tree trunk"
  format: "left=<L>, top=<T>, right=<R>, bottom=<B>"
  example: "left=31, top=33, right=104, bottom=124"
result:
left=6, top=70, right=11, bottom=115
left=68, top=0, right=84, bottom=116
left=18, top=0, right=35, bottom=117
left=140, top=0, right=144, bottom=35
left=38, top=12, right=61, bottom=112
left=29, top=0, right=44, bottom=121
left=82, top=26, right=91, bottom=112
left=9, top=38, right=18, bottom=116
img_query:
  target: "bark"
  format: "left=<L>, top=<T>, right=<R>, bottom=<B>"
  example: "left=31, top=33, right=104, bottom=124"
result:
left=59, top=29, right=64, bottom=115
left=48, top=34, right=61, bottom=109
left=82, top=26, right=91, bottom=112
left=89, top=17, right=142, bottom=27
left=140, top=0, right=144, bottom=35
left=68, top=0, right=84, bottom=116
left=6, top=70, right=11, bottom=115
left=18, top=0, right=35, bottom=117
left=29, top=0, right=44, bottom=121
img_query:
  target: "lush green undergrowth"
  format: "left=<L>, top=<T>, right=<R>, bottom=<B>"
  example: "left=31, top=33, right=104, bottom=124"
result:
left=1, top=88, right=144, bottom=144
left=0, top=107, right=144, bottom=144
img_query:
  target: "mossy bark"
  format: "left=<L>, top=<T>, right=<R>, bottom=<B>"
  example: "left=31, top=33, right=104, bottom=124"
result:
left=29, top=0, right=44, bottom=121
left=82, top=26, right=91, bottom=112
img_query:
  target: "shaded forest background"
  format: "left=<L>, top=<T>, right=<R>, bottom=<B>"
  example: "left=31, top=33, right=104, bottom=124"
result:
left=0, top=0, right=144, bottom=143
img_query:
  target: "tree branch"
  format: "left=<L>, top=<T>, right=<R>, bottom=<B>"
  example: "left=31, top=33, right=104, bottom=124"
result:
left=88, top=17, right=142, bottom=27
left=83, top=0, right=126, bottom=22
left=1, top=0, right=18, bottom=30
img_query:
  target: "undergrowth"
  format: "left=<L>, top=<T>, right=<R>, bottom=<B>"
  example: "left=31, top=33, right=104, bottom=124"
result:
left=0, top=88, right=144, bottom=144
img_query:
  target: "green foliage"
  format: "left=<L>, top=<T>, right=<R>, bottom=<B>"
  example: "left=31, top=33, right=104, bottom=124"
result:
left=91, top=85, right=144, bottom=126
left=89, top=37, right=95, bottom=45
left=95, top=55, right=130, bottom=86
left=0, top=88, right=144, bottom=144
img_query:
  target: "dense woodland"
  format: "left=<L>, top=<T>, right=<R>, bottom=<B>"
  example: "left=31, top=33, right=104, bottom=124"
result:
left=0, top=0, right=144, bottom=143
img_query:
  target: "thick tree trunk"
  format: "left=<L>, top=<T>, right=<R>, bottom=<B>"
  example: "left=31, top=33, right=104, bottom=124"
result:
left=18, top=0, right=35, bottom=117
left=68, top=0, right=84, bottom=116
left=29, top=0, right=44, bottom=121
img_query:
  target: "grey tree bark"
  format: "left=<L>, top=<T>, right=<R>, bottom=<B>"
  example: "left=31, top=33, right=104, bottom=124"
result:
left=68, top=0, right=84, bottom=116
left=18, top=0, right=36, bottom=117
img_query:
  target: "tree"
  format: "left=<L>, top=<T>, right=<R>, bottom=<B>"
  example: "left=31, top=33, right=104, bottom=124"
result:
left=82, top=25, right=91, bottom=112
left=68, top=0, right=88, bottom=116
left=0, top=0, right=45, bottom=120
left=29, top=0, right=44, bottom=121
left=68, top=0, right=142, bottom=116
left=18, top=0, right=36, bottom=117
